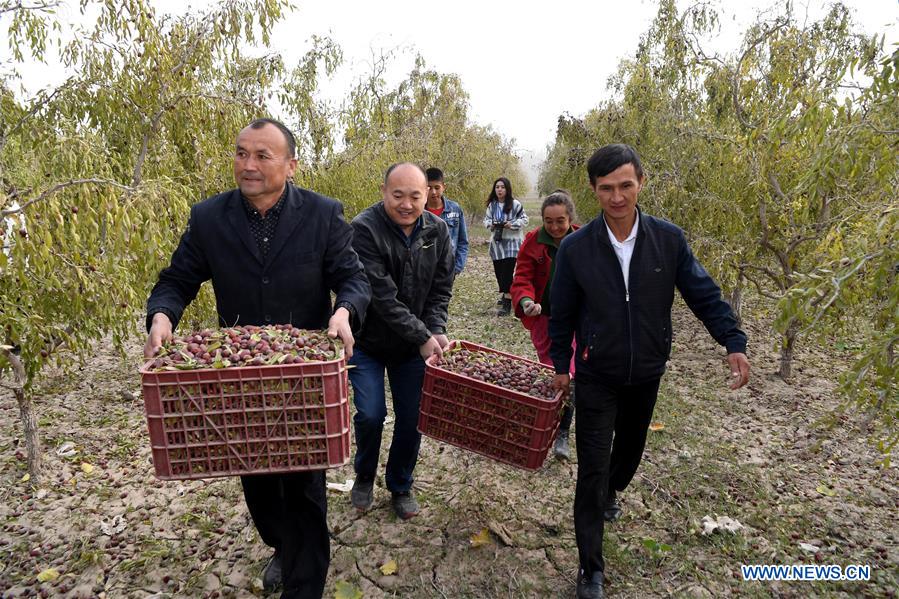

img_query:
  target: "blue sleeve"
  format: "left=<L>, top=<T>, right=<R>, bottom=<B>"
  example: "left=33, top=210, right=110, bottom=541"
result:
left=455, top=207, right=469, bottom=274
left=548, top=239, right=579, bottom=374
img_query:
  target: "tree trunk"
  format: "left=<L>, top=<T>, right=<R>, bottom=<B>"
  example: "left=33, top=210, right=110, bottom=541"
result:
left=728, top=274, right=744, bottom=324
left=2, top=348, right=40, bottom=483
left=778, top=319, right=798, bottom=381
left=15, top=386, right=41, bottom=484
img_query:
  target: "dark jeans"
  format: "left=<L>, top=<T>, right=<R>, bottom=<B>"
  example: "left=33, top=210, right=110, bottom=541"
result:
left=349, top=348, right=426, bottom=492
left=492, top=257, right=516, bottom=293
left=241, top=471, right=329, bottom=598
left=574, top=377, right=661, bottom=575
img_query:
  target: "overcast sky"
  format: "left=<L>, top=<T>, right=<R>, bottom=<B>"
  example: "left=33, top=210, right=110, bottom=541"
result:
left=5, top=0, right=898, bottom=164
left=260, top=0, right=898, bottom=156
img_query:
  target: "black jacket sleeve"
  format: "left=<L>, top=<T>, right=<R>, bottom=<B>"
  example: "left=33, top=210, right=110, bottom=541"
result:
left=675, top=231, right=747, bottom=354
left=323, top=202, right=371, bottom=330
left=145, top=206, right=211, bottom=332
left=548, top=237, right=580, bottom=374
left=421, top=224, right=454, bottom=335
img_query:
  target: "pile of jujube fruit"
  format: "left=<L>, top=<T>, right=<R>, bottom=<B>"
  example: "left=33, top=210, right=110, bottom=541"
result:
left=434, top=347, right=557, bottom=400
left=147, top=324, right=340, bottom=370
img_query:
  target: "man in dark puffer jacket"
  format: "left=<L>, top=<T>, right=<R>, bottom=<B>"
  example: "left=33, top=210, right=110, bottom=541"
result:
left=348, top=162, right=454, bottom=520
left=549, top=144, right=750, bottom=599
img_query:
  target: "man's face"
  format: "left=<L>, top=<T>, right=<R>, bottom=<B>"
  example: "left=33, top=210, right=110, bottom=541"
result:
left=233, top=124, right=297, bottom=202
left=382, top=164, right=427, bottom=233
left=427, top=180, right=445, bottom=204
left=590, top=163, right=644, bottom=225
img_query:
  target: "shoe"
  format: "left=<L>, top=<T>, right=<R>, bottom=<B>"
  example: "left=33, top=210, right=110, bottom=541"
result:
left=391, top=491, right=420, bottom=520
left=576, top=569, right=604, bottom=599
left=553, top=429, right=571, bottom=460
left=351, top=477, right=374, bottom=511
left=262, top=552, right=282, bottom=592
left=497, top=297, right=512, bottom=316
left=603, top=490, right=622, bottom=522
left=496, top=297, right=504, bottom=305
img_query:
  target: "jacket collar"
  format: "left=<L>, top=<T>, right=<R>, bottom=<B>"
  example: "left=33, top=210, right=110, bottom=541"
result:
left=596, top=205, right=644, bottom=247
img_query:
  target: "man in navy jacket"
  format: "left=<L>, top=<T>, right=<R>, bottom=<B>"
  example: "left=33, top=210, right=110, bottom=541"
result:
left=144, top=118, right=370, bottom=599
left=549, top=144, right=750, bottom=599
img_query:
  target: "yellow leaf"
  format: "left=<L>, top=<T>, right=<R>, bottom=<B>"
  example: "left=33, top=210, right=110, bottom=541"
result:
left=649, top=422, right=665, bottom=432
left=21, top=473, right=30, bottom=482
left=816, top=484, right=836, bottom=497
left=379, top=559, right=397, bottom=576
left=81, top=462, right=94, bottom=474
left=37, top=568, right=59, bottom=582
left=469, top=527, right=492, bottom=548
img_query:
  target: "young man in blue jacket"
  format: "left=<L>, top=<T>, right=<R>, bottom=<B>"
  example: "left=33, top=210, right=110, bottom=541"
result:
left=549, top=144, right=750, bottom=599
left=145, top=118, right=370, bottom=599
left=426, top=167, right=469, bottom=277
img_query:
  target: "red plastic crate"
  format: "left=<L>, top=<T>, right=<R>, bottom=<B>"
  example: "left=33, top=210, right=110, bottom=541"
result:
left=418, top=340, right=564, bottom=470
left=140, top=356, right=350, bottom=480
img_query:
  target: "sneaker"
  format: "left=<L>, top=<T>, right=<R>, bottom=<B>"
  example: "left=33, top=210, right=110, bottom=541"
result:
left=261, top=552, right=282, bottom=592
left=553, top=430, right=571, bottom=460
left=576, top=569, right=604, bottom=599
left=351, top=477, right=374, bottom=511
left=391, top=491, right=420, bottom=520
left=603, top=490, right=622, bottom=522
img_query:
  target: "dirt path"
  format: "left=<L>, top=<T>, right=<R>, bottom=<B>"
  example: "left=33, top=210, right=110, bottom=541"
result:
left=0, top=203, right=896, bottom=598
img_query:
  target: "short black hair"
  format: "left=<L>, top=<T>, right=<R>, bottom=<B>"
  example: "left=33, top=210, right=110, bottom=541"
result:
left=384, top=162, right=427, bottom=185
left=586, top=143, right=644, bottom=185
left=247, top=118, right=297, bottom=160
left=426, top=167, right=445, bottom=183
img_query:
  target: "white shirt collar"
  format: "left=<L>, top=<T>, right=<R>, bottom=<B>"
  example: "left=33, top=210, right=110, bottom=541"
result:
left=604, top=210, right=639, bottom=247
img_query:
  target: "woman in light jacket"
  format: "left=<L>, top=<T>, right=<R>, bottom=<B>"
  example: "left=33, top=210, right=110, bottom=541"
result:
left=483, top=177, right=528, bottom=315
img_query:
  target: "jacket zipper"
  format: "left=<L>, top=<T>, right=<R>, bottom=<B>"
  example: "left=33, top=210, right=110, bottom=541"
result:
left=626, top=288, right=633, bottom=384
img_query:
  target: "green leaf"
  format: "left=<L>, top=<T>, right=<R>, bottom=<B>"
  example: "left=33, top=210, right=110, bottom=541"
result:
left=333, top=581, right=363, bottom=599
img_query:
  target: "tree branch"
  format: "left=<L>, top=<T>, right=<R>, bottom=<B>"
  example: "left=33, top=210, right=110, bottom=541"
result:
left=1, top=178, right=133, bottom=216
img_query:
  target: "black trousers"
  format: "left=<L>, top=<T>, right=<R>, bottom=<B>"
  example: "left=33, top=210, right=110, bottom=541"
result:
left=492, top=257, right=516, bottom=293
left=241, top=471, right=329, bottom=599
left=574, top=377, right=661, bottom=576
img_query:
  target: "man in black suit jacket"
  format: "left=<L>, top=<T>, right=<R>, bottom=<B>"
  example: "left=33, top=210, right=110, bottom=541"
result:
left=144, top=118, right=370, bottom=599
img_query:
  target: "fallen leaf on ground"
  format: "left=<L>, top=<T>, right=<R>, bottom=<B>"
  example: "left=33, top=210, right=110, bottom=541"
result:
left=815, top=484, right=836, bottom=497
left=379, top=559, right=397, bottom=575
left=21, top=473, right=29, bottom=482
left=100, top=514, right=127, bottom=536
left=649, top=422, right=665, bottom=431
left=470, top=527, right=492, bottom=548
left=799, top=542, right=820, bottom=553
left=700, top=515, right=744, bottom=535
left=80, top=462, right=94, bottom=474
left=326, top=479, right=354, bottom=493
left=55, top=442, right=77, bottom=457
left=333, top=580, right=363, bottom=599
left=36, top=568, right=59, bottom=582
left=488, top=521, right=515, bottom=546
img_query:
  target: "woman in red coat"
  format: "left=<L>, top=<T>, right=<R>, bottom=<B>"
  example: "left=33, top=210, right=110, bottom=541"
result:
left=511, top=189, right=578, bottom=459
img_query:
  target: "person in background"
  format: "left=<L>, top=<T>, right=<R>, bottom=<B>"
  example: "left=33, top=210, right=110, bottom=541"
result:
left=549, top=143, right=749, bottom=599
left=483, top=177, right=528, bottom=315
left=144, top=118, right=370, bottom=598
left=426, top=167, right=469, bottom=278
left=348, top=162, right=454, bottom=520
left=510, top=189, right=578, bottom=459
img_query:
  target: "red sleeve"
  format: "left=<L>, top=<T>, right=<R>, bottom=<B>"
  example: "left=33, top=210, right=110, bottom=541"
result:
left=511, top=232, right=540, bottom=319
